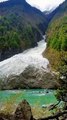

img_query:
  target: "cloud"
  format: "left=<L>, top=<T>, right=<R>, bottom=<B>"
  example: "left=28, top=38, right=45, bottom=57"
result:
left=0, top=0, right=65, bottom=11
left=0, top=0, right=8, bottom=2
left=26, top=0, right=65, bottom=11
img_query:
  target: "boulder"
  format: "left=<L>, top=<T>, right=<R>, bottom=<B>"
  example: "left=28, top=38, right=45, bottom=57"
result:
left=0, top=66, right=59, bottom=89
left=0, top=100, right=35, bottom=120
left=14, top=100, right=33, bottom=120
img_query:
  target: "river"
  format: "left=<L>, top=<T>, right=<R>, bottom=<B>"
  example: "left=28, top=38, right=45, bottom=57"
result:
left=0, top=36, right=57, bottom=116
left=0, top=36, right=49, bottom=77
left=0, top=89, right=57, bottom=114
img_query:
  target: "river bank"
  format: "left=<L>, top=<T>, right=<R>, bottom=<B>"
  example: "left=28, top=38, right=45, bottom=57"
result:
left=0, top=89, right=58, bottom=119
left=0, top=98, right=66, bottom=120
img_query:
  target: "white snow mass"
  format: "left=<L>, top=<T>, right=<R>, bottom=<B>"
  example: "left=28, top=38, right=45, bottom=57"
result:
left=0, top=36, right=49, bottom=77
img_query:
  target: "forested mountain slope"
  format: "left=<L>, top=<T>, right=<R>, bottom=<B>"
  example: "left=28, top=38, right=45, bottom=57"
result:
left=44, top=0, right=67, bottom=70
left=0, top=0, right=48, bottom=61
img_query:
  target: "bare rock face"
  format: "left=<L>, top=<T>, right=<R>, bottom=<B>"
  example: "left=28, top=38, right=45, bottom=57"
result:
left=14, top=100, right=33, bottom=120
left=19, top=66, right=58, bottom=89
left=0, top=66, right=59, bottom=90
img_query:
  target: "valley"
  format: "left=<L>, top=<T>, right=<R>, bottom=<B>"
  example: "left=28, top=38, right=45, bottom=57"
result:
left=0, top=0, right=67, bottom=119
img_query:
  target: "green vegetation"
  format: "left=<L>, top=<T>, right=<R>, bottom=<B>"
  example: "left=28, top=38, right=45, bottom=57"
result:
left=47, top=15, right=67, bottom=51
left=44, top=0, right=67, bottom=70
left=43, top=48, right=67, bottom=70
left=44, top=0, right=67, bottom=111
left=56, top=56, right=67, bottom=109
left=0, top=0, right=48, bottom=60
left=0, top=15, right=37, bottom=53
left=44, top=0, right=67, bottom=68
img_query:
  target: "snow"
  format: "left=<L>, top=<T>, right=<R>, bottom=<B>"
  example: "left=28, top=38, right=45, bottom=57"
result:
left=0, top=36, right=49, bottom=77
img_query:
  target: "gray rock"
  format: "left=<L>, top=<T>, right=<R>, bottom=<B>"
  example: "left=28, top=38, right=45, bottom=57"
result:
left=0, top=66, right=58, bottom=90
left=14, top=100, right=33, bottom=120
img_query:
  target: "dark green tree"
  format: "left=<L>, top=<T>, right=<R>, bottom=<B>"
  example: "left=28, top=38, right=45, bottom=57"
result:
left=56, top=56, right=67, bottom=109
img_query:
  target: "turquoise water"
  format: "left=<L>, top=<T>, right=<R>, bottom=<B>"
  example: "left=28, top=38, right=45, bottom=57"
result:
left=0, top=89, right=57, bottom=108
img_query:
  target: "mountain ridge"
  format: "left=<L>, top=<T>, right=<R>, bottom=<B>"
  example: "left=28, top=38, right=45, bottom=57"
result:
left=0, top=0, right=48, bottom=61
left=43, top=0, right=67, bottom=70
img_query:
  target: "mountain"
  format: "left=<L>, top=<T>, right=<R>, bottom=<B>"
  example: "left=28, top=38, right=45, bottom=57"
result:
left=44, top=0, right=67, bottom=22
left=0, top=0, right=48, bottom=61
left=43, top=0, right=67, bottom=70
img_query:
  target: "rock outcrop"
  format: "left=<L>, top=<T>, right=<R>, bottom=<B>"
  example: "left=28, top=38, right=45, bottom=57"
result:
left=0, top=66, right=59, bottom=90
left=0, top=100, right=67, bottom=120
left=0, top=100, right=34, bottom=120
left=14, top=100, right=33, bottom=120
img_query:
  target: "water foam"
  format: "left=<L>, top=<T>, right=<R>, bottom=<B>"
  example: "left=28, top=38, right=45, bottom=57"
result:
left=0, top=36, right=49, bottom=77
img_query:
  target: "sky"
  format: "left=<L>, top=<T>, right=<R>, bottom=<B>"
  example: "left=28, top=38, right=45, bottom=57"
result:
left=0, top=0, right=65, bottom=11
